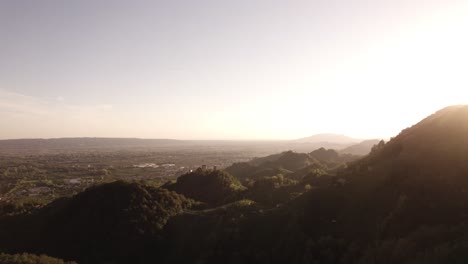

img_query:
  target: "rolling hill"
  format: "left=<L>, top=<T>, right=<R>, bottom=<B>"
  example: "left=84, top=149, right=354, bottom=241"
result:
left=294, top=133, right=361, bottom=144
left=340, top=139, right=381, bottom=155
left=2, top=105, right=468, bottom=263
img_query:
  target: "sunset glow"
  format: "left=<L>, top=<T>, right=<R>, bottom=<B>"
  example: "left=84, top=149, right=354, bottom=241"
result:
left=1, top=0, right=467, bottom=140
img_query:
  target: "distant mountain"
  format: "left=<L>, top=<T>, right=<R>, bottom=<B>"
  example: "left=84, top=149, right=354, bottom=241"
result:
left=294, top=133, right=361, bottom=144
left=169, top=105, right=468, bottom=263
left=0, top=137, right=184, bottom=153
left=0, top=136, right=371, bottom=157
left=340, top=139, right=381, bottom=155
left=3, top=105, right=468, bottom=264
left=296, top=104, right=468, bottom=262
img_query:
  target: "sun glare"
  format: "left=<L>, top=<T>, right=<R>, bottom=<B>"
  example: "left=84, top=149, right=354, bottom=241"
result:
left=307, top=1, right=468, bottom=139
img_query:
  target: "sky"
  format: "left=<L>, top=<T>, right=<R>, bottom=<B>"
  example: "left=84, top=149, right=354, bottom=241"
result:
left=1, top=0, right=467, bottom=140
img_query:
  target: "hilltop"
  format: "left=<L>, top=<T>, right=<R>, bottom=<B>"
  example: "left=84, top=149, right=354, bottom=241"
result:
left=340, top=139, right=382, bottom=155
left=164, top=169, right=245, bottom=206
left=2, top=105, right=468, bottom=263
left=0, top=181, right=197, bottom=263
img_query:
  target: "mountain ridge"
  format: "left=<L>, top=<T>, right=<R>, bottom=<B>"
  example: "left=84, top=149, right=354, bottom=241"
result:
left=2, top=105, right=468, bottom=263
left=340, top=139, right=382, bottom=155
left=294, top=133, right=362, bottom=144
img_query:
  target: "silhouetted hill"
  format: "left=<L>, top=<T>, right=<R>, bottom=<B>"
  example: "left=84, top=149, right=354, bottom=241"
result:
left=351, top=105, right=468, bottom=177
left=340, top=139, right=381, bottom=155
left=287, top=134, right=364, bottom=153
left=309, top=147, right=340, bottom=161
left=301, top=105, right=468, bottom=262
left=226, top=149, right=358, bottom=182
left=165, top=105, right=468, bottom=264
left=0, top=181, right=196, bottom=263
left=2, top=105, right=468, bottom=264
left=164, top=169, right=245, bottom=206
left=383, top=105, right=468, bottom=167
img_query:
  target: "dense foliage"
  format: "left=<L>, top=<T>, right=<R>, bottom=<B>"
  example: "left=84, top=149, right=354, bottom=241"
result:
left=0, top=181, right=196, bottom=263
left=1, top=105, right=468, bottom=263
left=226, top=149, right=357, bottom=183
left=164, top=168, right=245, bottom=206
left=0, top=253, right=76, bottom=264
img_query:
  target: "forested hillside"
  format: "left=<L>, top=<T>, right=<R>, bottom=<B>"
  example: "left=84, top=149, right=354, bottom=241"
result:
left=1, top=106, right=468, bottom=264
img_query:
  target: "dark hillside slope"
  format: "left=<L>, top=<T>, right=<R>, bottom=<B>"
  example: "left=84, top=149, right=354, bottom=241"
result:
left=156, top=105, right=468, bottom=264
left=2, top=106, right=468, bottom=264
left=217, top=105, right=468, bottom=263
left=340, top=139, right=381, bottom=155
left=164, top=169, right=245, bottom=206
left=0, top=181, right=195, bottom=263
left=226, top=149, right=358, bottom=182
left=318, top=105, right=468, bottom=261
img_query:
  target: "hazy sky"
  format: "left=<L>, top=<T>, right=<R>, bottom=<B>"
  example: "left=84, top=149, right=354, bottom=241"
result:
left=1, top=0, right=467, bottom=140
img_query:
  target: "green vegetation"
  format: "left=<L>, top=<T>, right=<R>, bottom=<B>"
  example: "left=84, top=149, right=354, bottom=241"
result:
left=0, top=253, right=76, bottom=264
left=164, top=168, right=245, bottom=206
left=226, top=148, right=358, bottom=183
left=1, top=106, right=468, bottom=263
left=0, top=181, right=197, bottom=263
left=0, top=149, right=259, bottom=204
